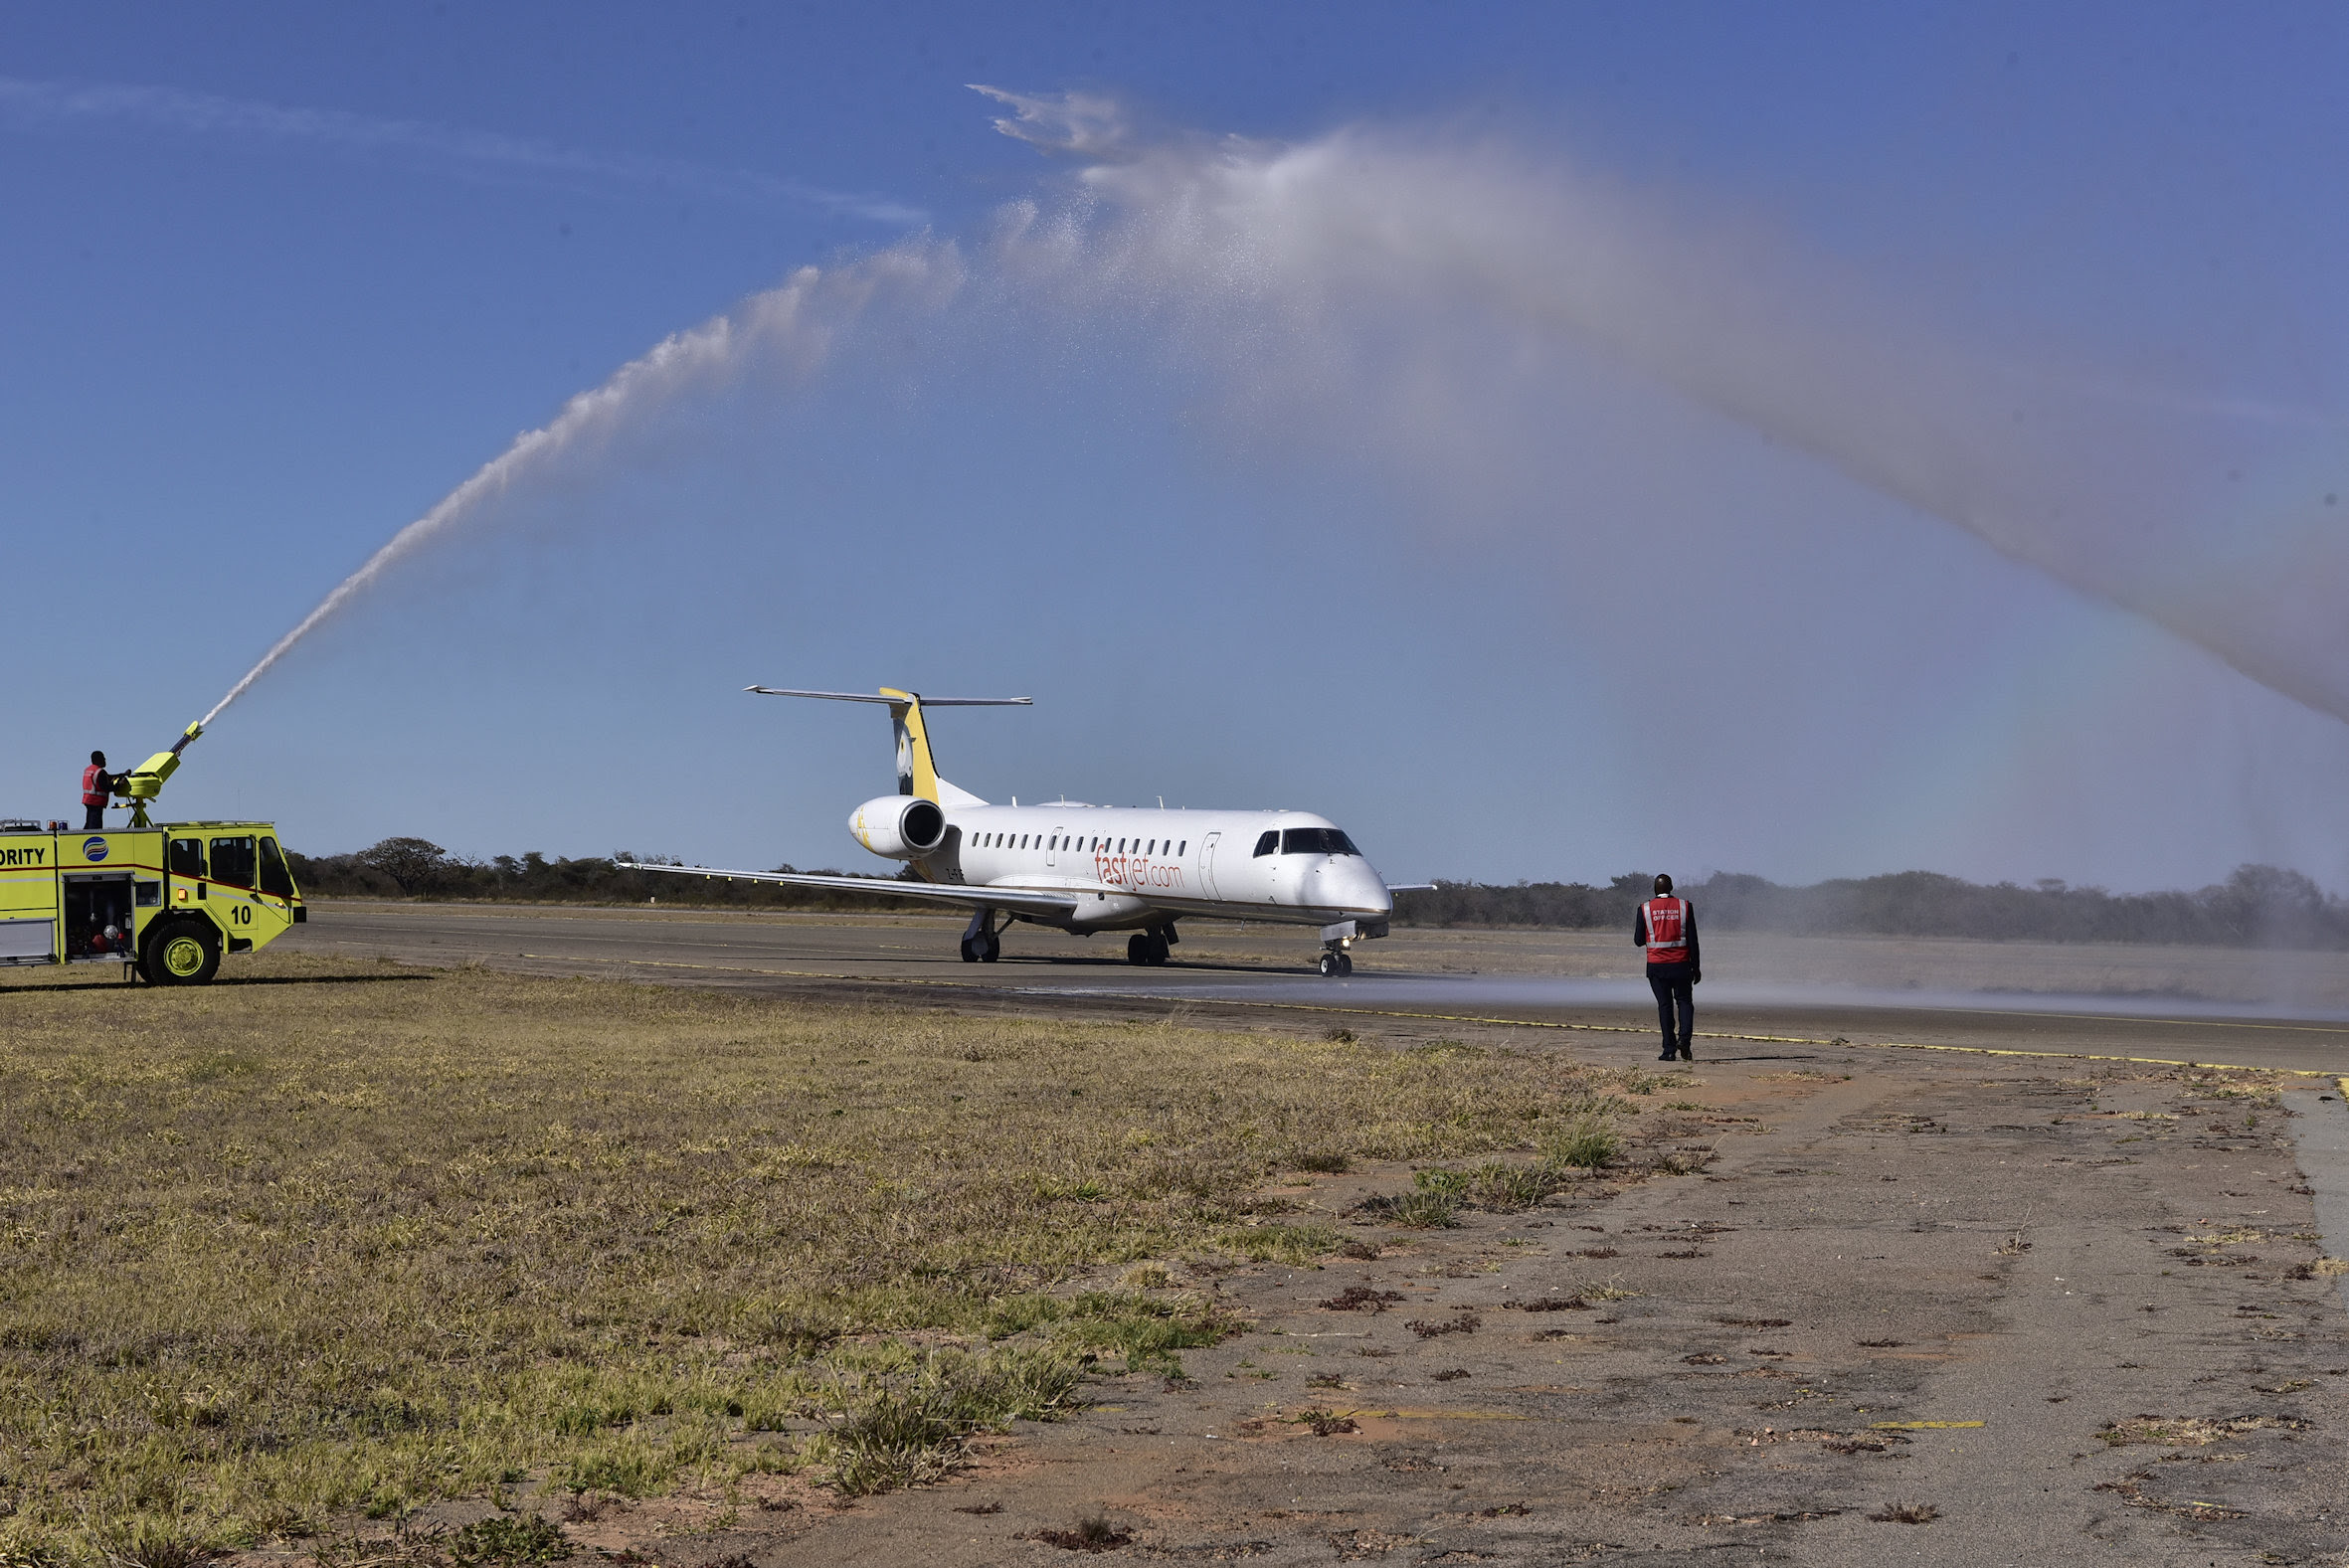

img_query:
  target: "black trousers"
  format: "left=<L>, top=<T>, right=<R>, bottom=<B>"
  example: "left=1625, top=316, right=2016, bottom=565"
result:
left=1648, top=969, right=1694, bottom=1056
left=83, top=804, right=104, bottom=831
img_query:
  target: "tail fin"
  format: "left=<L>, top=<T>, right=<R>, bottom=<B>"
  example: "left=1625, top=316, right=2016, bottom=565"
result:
left=880, top=688, right=935, bottom=799
left=746, top=686, right=1031, bottom=802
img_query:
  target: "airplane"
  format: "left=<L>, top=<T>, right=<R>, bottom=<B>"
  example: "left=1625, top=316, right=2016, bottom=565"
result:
left=622, top=686, right=1425, bottom=974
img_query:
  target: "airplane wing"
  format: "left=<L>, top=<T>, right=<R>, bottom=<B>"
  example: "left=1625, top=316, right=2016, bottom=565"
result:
left=622, top=860, right=1081, bottom=917
left=1384, top=883, right=1436, bottom=892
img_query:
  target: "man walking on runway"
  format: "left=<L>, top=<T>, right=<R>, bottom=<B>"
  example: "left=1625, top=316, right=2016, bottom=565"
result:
left=1634, top=873, right=1701, bottom=1061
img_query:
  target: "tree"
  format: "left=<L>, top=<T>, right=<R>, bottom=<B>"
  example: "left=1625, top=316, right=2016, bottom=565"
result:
left=356, top=837, right=458, bottom=895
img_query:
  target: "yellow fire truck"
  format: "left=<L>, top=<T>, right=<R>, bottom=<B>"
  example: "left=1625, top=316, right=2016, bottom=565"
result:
left=1, top=726, right=305, bottom=984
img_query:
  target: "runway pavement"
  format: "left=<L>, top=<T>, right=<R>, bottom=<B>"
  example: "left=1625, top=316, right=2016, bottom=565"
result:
left=278, top=900, right=2349, bottom=1079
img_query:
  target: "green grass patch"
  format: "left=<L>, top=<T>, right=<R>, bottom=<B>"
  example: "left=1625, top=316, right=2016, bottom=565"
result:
left=821, top=1345, right=1085, bottom=1496
left=1542, top=1113, right=1624, bottom=1169
left=0, top=953, right=1627, bottom=1551
left=1376, top=1188, right=1462, bottom=1229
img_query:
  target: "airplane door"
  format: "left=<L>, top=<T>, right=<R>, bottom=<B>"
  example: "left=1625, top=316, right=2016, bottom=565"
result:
left=1048, top=827, right=1063, bottom=868
left=1199, top=831, right=1220, bottom=899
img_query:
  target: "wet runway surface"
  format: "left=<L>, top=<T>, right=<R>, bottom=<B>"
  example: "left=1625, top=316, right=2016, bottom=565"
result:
left=281, top=900, right=2349, bottom=1078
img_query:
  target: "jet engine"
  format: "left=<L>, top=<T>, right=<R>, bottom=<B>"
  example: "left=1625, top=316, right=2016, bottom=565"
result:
left=848, top=795, right=947, bottom=859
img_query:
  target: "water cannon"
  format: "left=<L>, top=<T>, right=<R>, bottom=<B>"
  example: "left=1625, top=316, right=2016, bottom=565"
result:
left=115, top=722, right=203, bottom=828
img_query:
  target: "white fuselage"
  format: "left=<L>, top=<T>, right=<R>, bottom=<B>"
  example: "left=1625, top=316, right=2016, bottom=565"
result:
left=905, top=803, right=1392, bottom=934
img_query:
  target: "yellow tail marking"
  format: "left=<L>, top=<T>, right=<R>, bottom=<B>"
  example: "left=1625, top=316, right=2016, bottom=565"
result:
left=879, top=687, right=940, bottom=803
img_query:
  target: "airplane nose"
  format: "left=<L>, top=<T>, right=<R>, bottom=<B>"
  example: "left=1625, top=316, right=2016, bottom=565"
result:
left=1353, top=863, right=1393, bottom=916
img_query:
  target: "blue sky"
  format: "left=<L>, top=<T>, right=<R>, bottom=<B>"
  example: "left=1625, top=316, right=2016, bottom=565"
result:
left=6, top=3, right=2348, bottom=893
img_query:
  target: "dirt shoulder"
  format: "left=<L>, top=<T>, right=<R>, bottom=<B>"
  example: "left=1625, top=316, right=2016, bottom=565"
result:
left=720, top=1048, right=2347, bottom=1566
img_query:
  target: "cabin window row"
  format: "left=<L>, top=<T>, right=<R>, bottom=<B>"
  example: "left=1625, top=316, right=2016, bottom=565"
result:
left=970, top=832, right=1186, bottom=856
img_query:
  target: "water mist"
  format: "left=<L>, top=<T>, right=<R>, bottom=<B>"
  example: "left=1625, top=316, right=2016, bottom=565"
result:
left=204, top=88, right=2349, bottom=744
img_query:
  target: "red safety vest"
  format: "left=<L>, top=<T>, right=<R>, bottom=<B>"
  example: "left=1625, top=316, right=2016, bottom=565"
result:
left=1642, top=896, right=1690, bottom=964
left=82, top=765, right=108, bottom=807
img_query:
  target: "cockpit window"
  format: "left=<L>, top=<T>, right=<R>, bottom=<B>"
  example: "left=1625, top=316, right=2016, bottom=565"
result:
left=1252, top=830, right=1278, bottom=857
left=1280, top=827, right=1358, bottom=856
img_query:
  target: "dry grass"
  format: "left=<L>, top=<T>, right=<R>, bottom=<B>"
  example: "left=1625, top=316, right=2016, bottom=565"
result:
left=1027, top=1514, right=1133, bottom=1552
left=0, top=953, right=1636, bottom=1557
left=2096, top=1415, right=2301, bottom=1448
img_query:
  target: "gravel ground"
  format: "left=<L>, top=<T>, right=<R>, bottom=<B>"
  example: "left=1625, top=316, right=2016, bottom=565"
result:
left=725, top=1048, right=2349, bottom=1567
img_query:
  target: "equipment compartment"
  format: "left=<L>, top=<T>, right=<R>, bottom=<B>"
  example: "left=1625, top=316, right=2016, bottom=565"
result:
left=63, top=873, right=135, bottom=961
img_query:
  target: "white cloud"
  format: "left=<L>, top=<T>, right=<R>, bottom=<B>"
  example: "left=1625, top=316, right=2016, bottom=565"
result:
left=0, top=76, right=926, bottom=225
left=968, top=85, right=1136, bottom=162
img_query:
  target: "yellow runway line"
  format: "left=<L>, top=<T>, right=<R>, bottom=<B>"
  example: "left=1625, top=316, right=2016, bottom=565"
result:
left=1870, top=1420, right=1986, bottom=1431
left=1908, top=1006, right=2349, bottom=1035
left=520, top=954, right=977, bottom=987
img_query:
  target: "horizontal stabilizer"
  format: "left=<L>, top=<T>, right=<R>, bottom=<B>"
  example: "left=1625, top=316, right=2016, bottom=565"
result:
left=622, top=860, right=1078, bottom=917
left=746, top=684, right=1027, bottom=802
left=746, top=687, right=1032, bottom=706
left=1384, top=883, right=1435, bottom=893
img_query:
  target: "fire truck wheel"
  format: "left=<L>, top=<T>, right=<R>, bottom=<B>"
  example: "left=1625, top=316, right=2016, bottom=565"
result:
left=144, top=922, right=221, bottom=986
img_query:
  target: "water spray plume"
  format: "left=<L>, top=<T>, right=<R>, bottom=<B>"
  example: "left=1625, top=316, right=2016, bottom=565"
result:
left=198, top=324, right=741, bottom=728
left=196, top=245, right=966, bottom=727
left=206, top=88, right=2349, bottom=738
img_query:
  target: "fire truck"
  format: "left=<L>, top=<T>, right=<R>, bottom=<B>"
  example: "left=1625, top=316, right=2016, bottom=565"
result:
left=1, top=725, right=305, bottom=984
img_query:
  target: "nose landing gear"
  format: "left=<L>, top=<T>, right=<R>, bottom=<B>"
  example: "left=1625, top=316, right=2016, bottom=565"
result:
left=1318, top=918, right=1361, bottom=977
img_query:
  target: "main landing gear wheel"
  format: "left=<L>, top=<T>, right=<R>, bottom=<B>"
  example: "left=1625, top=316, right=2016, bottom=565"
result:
left=1127, top=931, right=1172, bottom=966
left=1318, top=951, right=1354, bottom=977
left=959, top=934, right=1000, bottom=962
left=143, top=921, right=220, bottom=986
